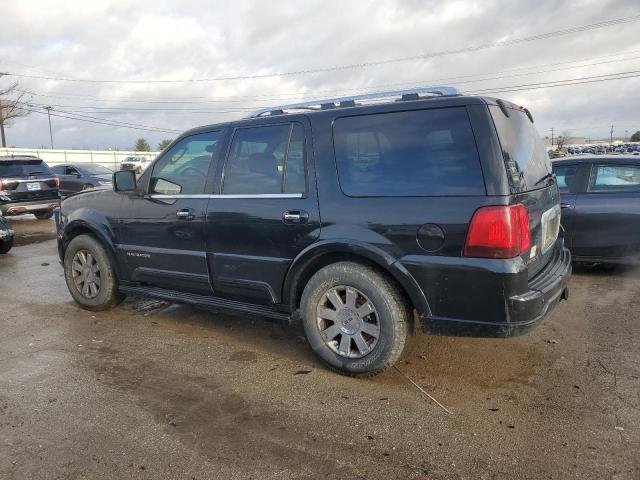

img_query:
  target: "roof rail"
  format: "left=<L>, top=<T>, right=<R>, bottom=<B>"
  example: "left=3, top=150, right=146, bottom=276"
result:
left=248, top=86, right=459, bottom=118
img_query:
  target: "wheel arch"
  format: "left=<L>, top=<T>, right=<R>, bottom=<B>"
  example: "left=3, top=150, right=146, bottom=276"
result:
left=61, top=219, right=121, bottom=278
left=282, top=240, right=431, bottom=320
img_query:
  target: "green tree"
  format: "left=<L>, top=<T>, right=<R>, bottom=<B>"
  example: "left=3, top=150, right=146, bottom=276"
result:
left=134, top=138, right=150, bottom=152
left=158, top=138, right=173, bottom=151
left=631, top=130, right=640, bottom=142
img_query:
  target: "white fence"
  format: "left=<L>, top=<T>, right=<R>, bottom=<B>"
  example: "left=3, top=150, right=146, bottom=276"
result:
left=0, top=147, right=159, bottom=171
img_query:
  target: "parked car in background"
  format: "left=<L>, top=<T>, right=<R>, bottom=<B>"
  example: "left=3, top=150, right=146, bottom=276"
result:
left=120, top=156, right=152, bottom=174
left=553, top=156, right=640, bottom=265
left=51, top=164, right=113, bottom=196
left=55, top=88, right=571, bottom=376
left=0, top=193, right=15, bottom=254
left=0, top=155, right=61, bottom=219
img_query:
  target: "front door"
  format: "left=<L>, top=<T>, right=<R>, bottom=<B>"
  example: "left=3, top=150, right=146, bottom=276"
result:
left=205, top=119, right=320, bottom=305
left=570, top=162, right=640, bottom=259
left=120, top=131, right=222, bottom=294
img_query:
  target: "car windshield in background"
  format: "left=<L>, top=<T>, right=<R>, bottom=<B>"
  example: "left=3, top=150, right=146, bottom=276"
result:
left=489, top=105, right=551, bottom=192
left=0, top=160, right=52, bottom=177
left=80, top=165, right=113, bottom=175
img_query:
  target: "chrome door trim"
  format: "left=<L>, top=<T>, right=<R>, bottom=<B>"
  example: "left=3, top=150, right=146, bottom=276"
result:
left=148, top=193, right=303, bottom=200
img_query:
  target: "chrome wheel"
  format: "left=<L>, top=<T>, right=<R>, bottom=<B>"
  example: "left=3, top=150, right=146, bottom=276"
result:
left=316, top=285, right=380, bottom=358
left=71, top=249, right=101, bottom=299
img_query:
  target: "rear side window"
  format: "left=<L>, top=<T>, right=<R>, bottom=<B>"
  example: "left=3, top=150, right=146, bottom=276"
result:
left=489, top=105, right=551, bottom=192
left=588, top=164, right=640, bottom=192
left=552, top=164, right=579, bottom=193
left=332, top=108, right=484, bottom=197
left=223, top=123, right=306, bottom=194
left=0, top=160, right=52, bottom=177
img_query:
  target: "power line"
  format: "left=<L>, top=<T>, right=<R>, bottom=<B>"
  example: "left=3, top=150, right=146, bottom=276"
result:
left=23, top=107, right=180, bottom=134
left=3, top=14, right=640, bottom=84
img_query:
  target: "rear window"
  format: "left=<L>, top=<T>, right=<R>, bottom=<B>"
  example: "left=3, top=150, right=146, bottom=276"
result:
left=588, top=164, right=640, bottom=192
left=489, top=105, right=551, bottom=191
left=0, top=159, right=52, bottom=177
left=332, top=107, right=485, bottom=197
left=552, top=164, right=579, bottom=193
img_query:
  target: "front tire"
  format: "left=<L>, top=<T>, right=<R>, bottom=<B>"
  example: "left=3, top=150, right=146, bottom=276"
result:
left=63, top=234, right=125, bottom=310
left=300, top=262, right=410, bottom=377
left=34, top=210, right=54, bottom=220
left=0, top=238, right=13, bottom=254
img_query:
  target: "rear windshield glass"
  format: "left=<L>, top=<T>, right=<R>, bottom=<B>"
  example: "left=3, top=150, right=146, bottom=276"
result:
left=0, top=160, right=52, bottom=177
left=333, top=107, right=485, bottom=197
left=489, top=105, right=551, bottom=191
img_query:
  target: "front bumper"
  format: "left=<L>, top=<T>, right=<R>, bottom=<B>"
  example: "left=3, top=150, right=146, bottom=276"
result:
left=404, top=238, right=572, bottom=338
left=1, top=199, right=61, bottom=215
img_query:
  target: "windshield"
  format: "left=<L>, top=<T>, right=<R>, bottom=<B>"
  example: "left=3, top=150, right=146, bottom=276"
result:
left=0, top=160, right=52, bottom=178
left=80, top=164, right=113, bottom=175
left=489, top=105, right=551, bottom=192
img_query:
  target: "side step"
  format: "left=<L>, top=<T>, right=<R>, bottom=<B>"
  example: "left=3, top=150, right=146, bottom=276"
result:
left=119, top=285, right=291, bottom=322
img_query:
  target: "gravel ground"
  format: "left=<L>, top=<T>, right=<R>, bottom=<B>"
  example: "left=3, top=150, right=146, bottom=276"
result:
left=0, top=216, right=638, bottom=480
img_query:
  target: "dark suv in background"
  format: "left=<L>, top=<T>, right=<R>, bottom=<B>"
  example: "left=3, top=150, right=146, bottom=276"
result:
left=55, top=87, right=571, bottom=376
left=0, top=156, right=61, bottom=219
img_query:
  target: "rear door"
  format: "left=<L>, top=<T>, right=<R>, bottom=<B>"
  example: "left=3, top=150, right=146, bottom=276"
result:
left=119, top=131, right=222, bottom=294
left=205, top=118, right=320, bottom=305
left=551, top=162, right=588, bottom=249
left=570, top=162, right=640, bottom=259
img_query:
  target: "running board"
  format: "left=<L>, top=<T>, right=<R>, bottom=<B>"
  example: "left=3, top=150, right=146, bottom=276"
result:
left=119, top=285, right=291, bottom=322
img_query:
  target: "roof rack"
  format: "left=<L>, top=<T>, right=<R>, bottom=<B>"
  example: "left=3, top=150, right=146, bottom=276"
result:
left=248, top=86, right=460, bottom=118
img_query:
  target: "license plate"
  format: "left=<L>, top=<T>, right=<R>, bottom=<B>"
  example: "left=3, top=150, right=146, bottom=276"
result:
left=541, top=205, right=561, bottom=252
left=26, top=182, right=41, bottom=191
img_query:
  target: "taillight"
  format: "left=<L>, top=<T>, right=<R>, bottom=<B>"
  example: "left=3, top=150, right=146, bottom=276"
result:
left=0, top=179, right=4, bottom=191
left=464, top=204, right=531, bottom=259
left=53, top=177, right=60, bottom=189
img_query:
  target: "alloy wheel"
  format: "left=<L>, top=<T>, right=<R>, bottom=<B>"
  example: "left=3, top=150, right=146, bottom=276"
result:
left=316, top=285, right=380, bottom=358
left=71, top=249, right=101, bottom=299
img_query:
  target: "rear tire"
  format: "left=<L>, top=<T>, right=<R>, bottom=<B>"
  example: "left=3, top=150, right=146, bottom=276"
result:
left=300, top=262, right=410, bottom=377
left=0, top=238, right=13, bottom=254
left=34, top=210, right=54, bottom=220
left=63, top=234, right=125, bottom=310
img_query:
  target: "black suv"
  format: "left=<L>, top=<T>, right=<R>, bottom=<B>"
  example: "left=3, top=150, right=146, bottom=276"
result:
left=55, top=88, right=571, bottom=376
left=0, top=156, right=61, bottom=219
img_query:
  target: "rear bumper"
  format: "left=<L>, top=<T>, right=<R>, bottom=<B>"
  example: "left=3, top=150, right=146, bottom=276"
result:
left=402, top=238, right=572, bottom=338
left=1, top=199, right=61, bottom=215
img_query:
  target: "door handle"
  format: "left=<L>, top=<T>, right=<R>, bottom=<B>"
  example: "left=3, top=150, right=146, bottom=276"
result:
left=283, top=210, right=309, bottom=224
left=560, top=203, right=572, bottom=209
left=176, top=208, right=196, bottom=221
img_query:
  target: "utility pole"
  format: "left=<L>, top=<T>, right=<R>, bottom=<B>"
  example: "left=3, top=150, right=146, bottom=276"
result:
left=45, top=106, right=54, bottom=149
left=625, top=130, right=629, bottom=142
left=550, top=128, right=554, bottom=148
left=609, top=125, right=614, bottom=149
left=0, top=103, right=5, bottom=148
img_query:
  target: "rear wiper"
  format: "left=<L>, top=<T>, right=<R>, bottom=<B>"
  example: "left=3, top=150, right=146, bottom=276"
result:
left=534, top=172, right=556, bottom=187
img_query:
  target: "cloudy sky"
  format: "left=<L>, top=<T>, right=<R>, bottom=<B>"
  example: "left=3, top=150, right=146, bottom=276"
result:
left=0, top=0, right=639, bottom=151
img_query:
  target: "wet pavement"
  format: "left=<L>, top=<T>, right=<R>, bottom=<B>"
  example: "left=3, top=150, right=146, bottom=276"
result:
left=1, top=216, right=639, bottom=479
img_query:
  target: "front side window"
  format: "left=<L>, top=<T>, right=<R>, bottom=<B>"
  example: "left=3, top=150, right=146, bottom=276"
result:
left=588, top=164, right=640, bottom=192
left=333, top=107, right=484, bottom=197
left=222, top=123, right=306, bottom=194
left=149, top=132, right=219, bottom=195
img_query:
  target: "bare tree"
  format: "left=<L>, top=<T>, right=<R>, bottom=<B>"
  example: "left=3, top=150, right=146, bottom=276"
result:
left=0, top=80, right=30, bottom=147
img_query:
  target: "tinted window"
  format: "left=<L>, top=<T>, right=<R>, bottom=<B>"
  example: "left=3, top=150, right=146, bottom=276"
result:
left=51, top=165, right=65, bottom=174
left=0, top=160, right=52, bottom=177
left=333, top=108, right=484, bottom=197
left=150, top=132, right=219, bottom=195
left=80, top=164, right=112, bottom=175
left=223, top=124, right=306, bottom=194
left=552, top=164, right=579, bottom=193
left=588, top=164, right=640, bottom=192
left=489, top=105, right=551, bottom=192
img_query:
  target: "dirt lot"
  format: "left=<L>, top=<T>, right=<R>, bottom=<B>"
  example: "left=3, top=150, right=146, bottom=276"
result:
left=1, top=216, right=639, bottom=480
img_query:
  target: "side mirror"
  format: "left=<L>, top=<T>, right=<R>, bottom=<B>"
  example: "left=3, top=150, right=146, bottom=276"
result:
left=113, top=170, right=136, bottom=193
